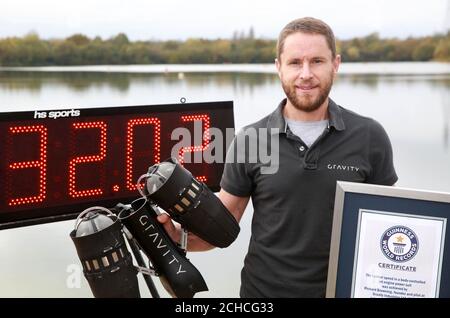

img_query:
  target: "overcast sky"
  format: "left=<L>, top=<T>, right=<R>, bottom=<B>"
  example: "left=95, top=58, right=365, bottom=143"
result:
left=1, top=0, right=448, bottom=41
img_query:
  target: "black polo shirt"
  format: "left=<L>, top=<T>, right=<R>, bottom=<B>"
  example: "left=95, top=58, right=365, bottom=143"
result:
left=220, top=98, right=398, bottom=298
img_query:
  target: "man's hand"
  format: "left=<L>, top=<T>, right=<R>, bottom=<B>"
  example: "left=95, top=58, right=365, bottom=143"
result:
left=157, top=213, right=181, bottom=243
left=156, top=213, right=215, bottom=251
left=155, top=189, right=250, bottom=251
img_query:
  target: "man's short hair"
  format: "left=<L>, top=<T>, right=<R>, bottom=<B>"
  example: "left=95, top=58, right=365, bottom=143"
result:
left=277, top=17, right=337, bottom=60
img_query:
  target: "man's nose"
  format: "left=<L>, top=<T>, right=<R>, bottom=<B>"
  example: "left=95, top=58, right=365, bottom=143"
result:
left=299, top=62, right=313, bottom=80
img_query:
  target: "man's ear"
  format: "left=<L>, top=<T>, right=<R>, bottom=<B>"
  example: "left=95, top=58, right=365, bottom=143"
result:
left=333, top=54, right=341, bottom=76
left=275, top=58, right=282, bottom=78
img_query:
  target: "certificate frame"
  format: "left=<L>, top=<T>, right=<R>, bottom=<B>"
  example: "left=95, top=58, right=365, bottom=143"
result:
left=326, top=181, right=450, bottom=298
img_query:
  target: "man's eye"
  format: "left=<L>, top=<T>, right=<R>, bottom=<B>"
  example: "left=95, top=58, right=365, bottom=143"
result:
left=313, top=59, right=323, bottom=64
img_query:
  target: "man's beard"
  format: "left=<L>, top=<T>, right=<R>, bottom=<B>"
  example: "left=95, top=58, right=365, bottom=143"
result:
left=282, top=73, right=334, bottom=113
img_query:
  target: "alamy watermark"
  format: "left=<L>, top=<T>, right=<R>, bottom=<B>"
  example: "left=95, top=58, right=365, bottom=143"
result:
left=66, top=263, right=82, bottom=289
left=171, top=121, right=280, bottom=174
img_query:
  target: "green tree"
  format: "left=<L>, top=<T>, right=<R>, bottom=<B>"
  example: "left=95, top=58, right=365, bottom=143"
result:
left=412, top=41, right=436, bottom=61
left=0, top=31, right=448, bottom=65
left=53, top=40, right=80, bottom=65
left=111, top=33, right=129, bottom=46
left=433, top=36, right=450, bottom=61
left=346, top=47, right=360, bottom=61
left=67, top=34, right=90, bottom=46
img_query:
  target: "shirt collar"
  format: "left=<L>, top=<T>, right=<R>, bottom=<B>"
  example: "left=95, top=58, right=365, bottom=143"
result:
left=267, top=98, right=346, bottom=134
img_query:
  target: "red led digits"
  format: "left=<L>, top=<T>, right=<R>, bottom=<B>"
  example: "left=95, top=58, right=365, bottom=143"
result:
left=196, top=176, right=208, bottom=183
left=0, top=103, right=231, bottom=226
left=8, top=125, right=48, bottom=206
left=69, top=121, right=107, bottom=198
left=179, top=114, right=211, bottom=182
left=126, top=118, right=161, bottom=191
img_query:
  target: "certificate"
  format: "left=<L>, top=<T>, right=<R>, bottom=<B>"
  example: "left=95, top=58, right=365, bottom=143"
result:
left=326, top=182, right=450, bottom=298
left=351, top=209, right=446, bottom=298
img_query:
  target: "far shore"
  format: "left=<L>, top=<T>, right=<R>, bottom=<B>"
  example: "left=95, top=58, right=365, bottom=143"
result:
left=1, top=62, right=449, bottom=75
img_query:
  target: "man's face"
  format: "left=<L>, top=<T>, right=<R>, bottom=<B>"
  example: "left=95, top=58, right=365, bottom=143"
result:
left=276, top=32, right=340, bottom=113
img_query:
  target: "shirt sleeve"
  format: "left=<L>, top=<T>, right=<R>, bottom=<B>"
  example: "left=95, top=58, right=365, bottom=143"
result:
left=220, top=130, right=254, bottom=197
left=367, top=120, right=398, bottom=185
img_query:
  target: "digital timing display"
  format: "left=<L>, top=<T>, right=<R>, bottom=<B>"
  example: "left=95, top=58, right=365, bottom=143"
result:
left=0, top=101, right=234, bottom=229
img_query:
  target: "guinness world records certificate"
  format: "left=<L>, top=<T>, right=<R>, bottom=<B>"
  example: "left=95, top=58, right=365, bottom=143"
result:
left=351, top=210, right=446, bottom=298
left=326, top=182, right=450, bottom=298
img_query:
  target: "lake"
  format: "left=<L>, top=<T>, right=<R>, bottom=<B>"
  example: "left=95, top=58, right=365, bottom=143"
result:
left=0, top=62, right=449, bottom=297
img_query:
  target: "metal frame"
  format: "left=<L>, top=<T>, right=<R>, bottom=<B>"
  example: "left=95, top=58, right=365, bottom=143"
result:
left=326, top=181, right=450, bottom=298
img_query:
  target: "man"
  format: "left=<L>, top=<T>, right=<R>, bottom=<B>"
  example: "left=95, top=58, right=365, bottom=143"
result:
left=158, top=17, right=397, bottom=297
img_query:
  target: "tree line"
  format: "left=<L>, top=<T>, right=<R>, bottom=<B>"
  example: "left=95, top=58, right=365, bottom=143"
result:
left=0, top=31, right=448, bottom=66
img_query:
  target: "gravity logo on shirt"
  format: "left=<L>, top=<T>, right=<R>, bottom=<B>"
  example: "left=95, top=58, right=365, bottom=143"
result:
left=327, top=163, right=359, bottom=172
